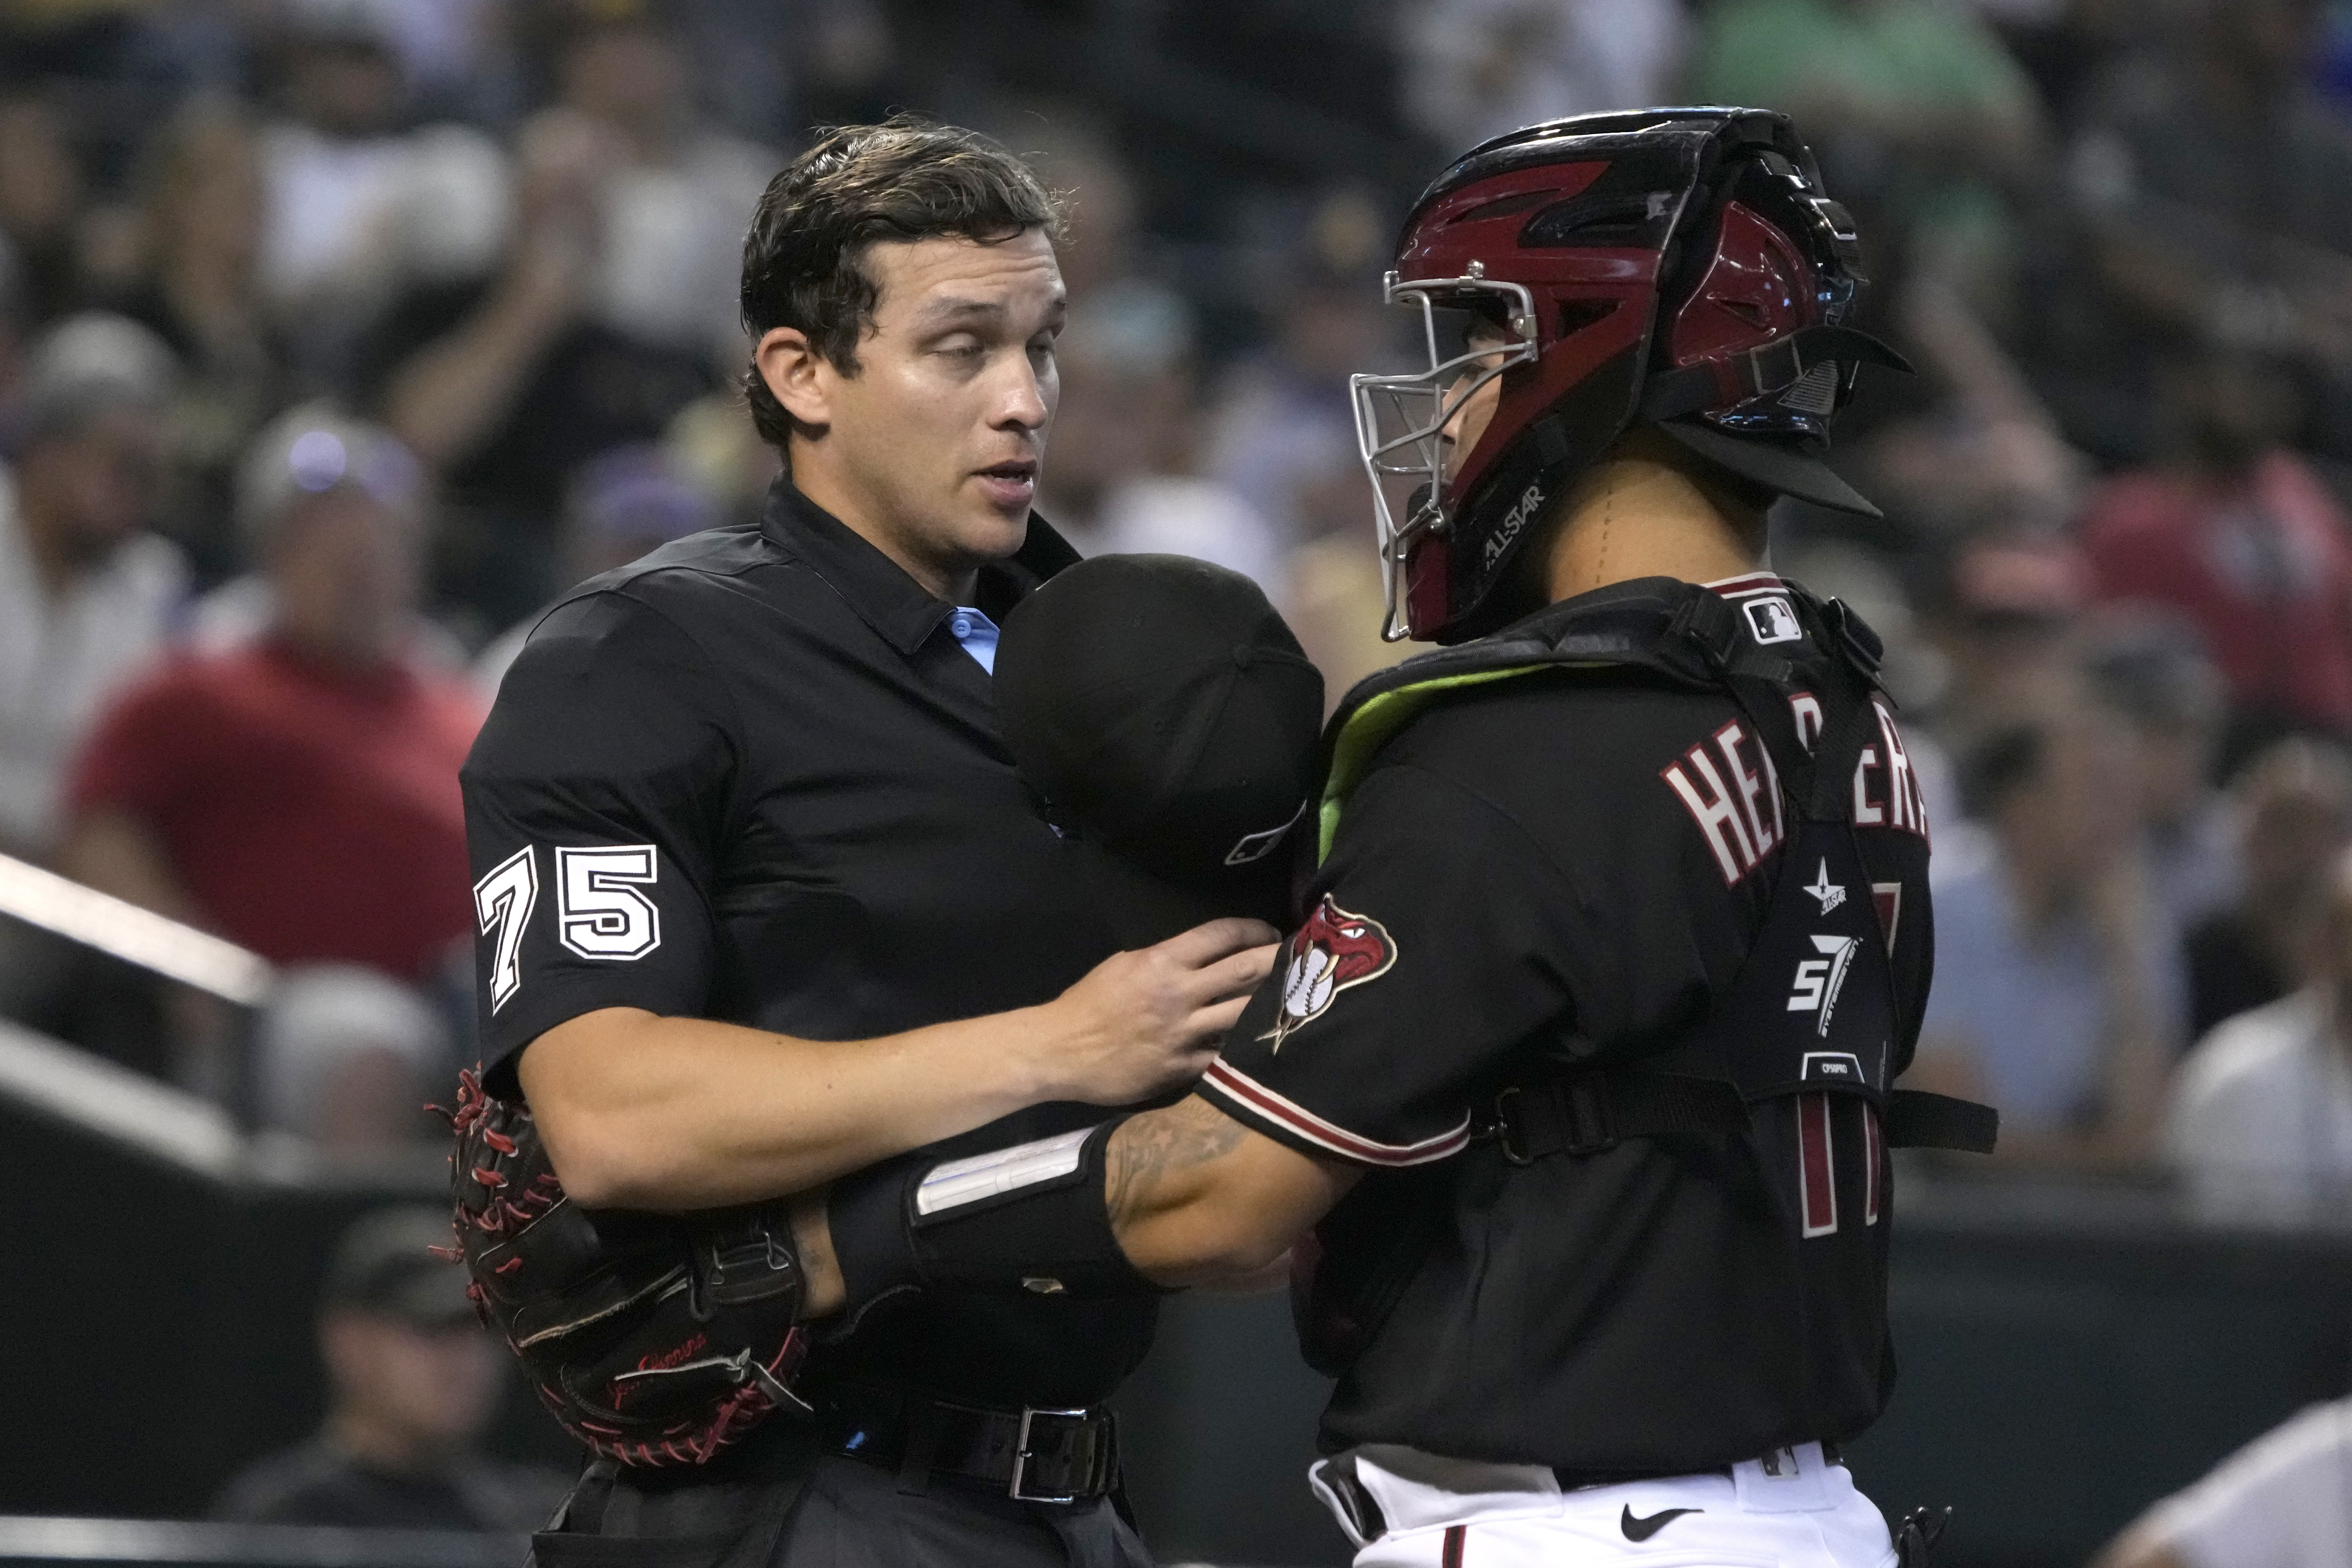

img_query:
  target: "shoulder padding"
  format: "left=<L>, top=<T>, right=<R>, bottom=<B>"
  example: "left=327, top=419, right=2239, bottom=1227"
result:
left=1314, top=577, right=1883, bottom=862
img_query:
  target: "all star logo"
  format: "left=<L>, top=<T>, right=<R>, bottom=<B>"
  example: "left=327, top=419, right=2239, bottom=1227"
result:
left=1803, top=858, right=1847, bottom=915
left=1262, top=895, right=1397, bottom=1051
left=1481, top=482, right=1547, bottom=569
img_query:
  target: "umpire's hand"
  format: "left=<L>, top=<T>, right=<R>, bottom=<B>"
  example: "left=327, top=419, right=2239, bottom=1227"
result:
left=516, top=920, right=1280, bottom=1212
left=1036, top=920, right=1280, bottom=1105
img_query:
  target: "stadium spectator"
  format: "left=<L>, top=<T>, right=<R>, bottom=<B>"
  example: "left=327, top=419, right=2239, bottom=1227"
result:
left=57, top=406, right=482, bottom=986
left=257, top=0, right=509, bottom=383
left=2078, top=350, right=2352, bottom=749
left=1396, top=0, right=1686, bottom=151
left=2166, top=841, right=2352, bottom=1227
left=2069, top=0, right=2352, bottom=277
left=106, top=97, right=292, bottom=585
left=1009, top=110, right=1197, bottom=388
left=545, top=1, right=774, bottom=367
left=2082, top=615, right=2235, bottom=932
left=660, top=388, right=781, bottom=528
left=2183, top=739, right=2352, bottom=1042
left=1860, top=273, right=2091, bottom=536
left=212, top=1206, right=566, bottom=1529
left=0, top=312, right=184, bottom=862
left=1195, top=189, right=1422, bottom=695
left=1207, top=189, right=1397, bottom=556
left=1001, top=112, right=1281, bottom=584
left=320, top=0, right=508, bottom=120
left=363, top=4, right=769, bottom=625
left=1923, top=533, right=2088, bottom=749
left=2093, top=1397, right=2352, bottom=1568
left=256, top=964, right=453, bottom=1154
left=1992, top=0, right=2150, bottom=136
left=1686, top=0, right=2042, bottom=305
left=1281, top=530, right=1412, bottom=714
left=1040, top=291, right=1278, bottom=590
left=0, top=90, right=89, bottom=328
left=471, top=441, right=720, bottom=697
left=1912, top=701, right=2184, bottom=1166
left=2048, top=0, right=2352, bottom=466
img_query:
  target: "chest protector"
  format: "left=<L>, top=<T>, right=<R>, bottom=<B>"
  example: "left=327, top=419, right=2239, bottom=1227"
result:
left=1294, top=578, right=1995, bottom=1378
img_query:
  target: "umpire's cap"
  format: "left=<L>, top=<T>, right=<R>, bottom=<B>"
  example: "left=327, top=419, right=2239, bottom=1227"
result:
left=996, top=554, right=1324, bottom=944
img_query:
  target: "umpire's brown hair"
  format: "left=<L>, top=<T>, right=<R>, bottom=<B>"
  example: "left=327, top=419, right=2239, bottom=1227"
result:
left=738, top=116, right=1066, bottom=452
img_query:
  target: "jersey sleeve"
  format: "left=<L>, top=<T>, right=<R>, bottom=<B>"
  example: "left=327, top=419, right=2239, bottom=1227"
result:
left=1197, top=759, right=1582, bottom=1167
left=460, top=590, right=738, bottom=1083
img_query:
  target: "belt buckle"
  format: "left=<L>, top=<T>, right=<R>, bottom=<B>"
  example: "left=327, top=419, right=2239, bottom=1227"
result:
left=1008, top=1406, right=1094, bottom=1504
left=1493, top=1086, right=1532, bottom=1165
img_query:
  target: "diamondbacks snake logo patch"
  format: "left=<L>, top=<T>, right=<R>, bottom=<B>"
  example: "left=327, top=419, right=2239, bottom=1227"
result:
left=1262, top=895, right=1396, bottom=1051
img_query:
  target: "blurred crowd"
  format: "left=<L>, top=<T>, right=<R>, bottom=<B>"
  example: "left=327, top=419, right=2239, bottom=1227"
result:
left=3, top=0, right=2352, bottom=1243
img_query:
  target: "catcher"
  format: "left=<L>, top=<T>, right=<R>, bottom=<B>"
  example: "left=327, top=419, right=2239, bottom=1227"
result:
left=803, top=109, right=1999, bottom=1568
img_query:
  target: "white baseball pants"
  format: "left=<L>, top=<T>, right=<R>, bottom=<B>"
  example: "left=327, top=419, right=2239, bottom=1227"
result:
left=1309, top=1440, right=1898, bottom=1568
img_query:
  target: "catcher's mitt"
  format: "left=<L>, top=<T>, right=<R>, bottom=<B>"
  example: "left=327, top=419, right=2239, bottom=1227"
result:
left=440, top=1067, right=812, bottom=1466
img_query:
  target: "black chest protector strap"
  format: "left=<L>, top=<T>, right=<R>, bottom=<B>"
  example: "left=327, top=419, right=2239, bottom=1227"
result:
left=1350, top=583, right=1991, bottom=1161
left=1489, top=1075, right=1996, bottom=1163
left=1482, top=588, right=1993, bottom=1160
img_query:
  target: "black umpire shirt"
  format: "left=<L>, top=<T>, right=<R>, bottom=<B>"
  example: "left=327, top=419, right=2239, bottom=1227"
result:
left=1196, top=573, right=1936, bottom=1471
left=461, top=479, right=1156, bottom=1410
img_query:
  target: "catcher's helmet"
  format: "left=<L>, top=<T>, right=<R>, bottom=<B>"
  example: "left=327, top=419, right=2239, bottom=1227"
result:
left=1350, top=108, right=1911, bottom=644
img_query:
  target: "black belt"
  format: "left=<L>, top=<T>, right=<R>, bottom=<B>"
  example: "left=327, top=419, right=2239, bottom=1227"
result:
left=816, top=1382, right=1118, bottom=1504
left=1482, top=1071, right=1997, bottom=1164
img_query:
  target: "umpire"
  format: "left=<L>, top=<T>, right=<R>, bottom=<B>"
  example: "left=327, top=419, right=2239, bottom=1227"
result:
left=460, top=120, right=1279, bottom=1566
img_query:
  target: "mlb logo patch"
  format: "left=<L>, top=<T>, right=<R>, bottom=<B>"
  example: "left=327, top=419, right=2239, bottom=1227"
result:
left=1744, top=595, right=1803, bottom=645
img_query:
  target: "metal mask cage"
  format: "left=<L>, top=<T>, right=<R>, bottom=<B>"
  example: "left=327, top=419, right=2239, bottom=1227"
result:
left=1348, top=273, right=1539, bottom=642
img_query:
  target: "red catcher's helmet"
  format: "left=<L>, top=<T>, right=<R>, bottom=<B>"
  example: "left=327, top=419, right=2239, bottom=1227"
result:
left=1350, top=108, right=1911, bottom=644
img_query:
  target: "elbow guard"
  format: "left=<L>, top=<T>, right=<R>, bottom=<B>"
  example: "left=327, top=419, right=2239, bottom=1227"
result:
left=827, top=1119, right=1168, bottom=1308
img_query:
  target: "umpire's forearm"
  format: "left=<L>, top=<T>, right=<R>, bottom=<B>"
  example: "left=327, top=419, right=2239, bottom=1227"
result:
left=516, top=921, right=1276, bottom=1211
left=517, top=1005, right=1074, bottom=1210
left=793, top=1094, right=1360, bottom=1320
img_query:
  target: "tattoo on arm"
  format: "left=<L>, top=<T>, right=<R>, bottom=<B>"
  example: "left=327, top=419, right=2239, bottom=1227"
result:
left=1104, top=1096, right=1248, bottom=1228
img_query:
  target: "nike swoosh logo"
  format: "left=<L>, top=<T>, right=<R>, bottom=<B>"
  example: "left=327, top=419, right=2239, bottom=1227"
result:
left=1621, top=1505, right=1703, bottom=1541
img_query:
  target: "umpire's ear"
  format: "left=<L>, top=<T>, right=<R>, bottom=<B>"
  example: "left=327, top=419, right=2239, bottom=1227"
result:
left=754, top=326, right=835, bottom=438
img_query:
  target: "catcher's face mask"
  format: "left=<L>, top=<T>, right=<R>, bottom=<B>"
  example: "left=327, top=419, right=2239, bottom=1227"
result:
left=1349, top=273, right=1538, bottom=642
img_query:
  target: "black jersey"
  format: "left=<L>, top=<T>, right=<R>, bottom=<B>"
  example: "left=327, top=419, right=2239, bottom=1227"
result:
left=460, top=480, right=1155, bottom=1410
left=1194, top=572, right=1937, bottom=1473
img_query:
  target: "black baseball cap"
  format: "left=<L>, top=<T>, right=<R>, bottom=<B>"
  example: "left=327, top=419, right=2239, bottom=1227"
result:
left=996, top=554, right=1325, bottom=945
left=321, top=1206, right=476, bottom=1328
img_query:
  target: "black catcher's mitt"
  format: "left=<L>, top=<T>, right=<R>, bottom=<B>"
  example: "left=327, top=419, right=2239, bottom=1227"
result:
left=440, top=1068, right=812, bottom=1466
